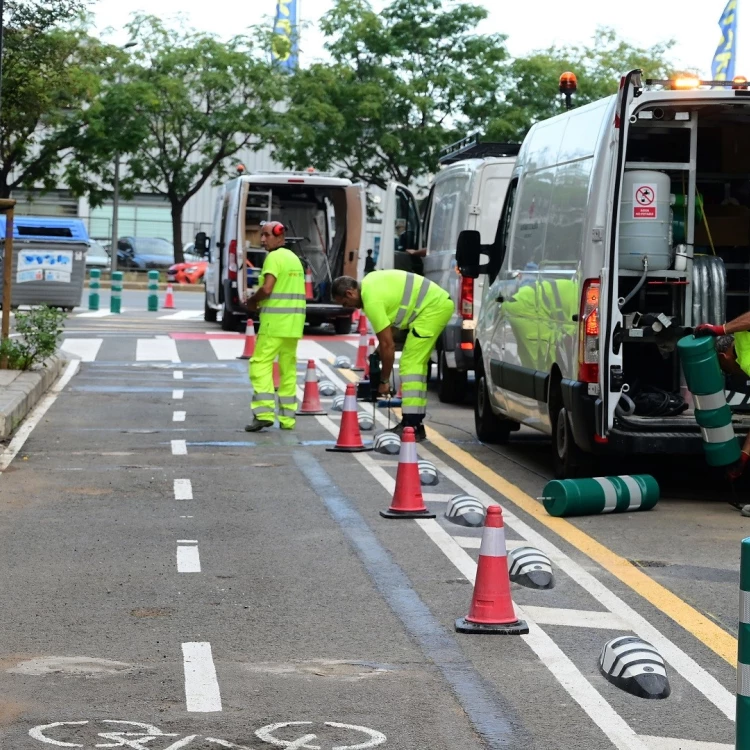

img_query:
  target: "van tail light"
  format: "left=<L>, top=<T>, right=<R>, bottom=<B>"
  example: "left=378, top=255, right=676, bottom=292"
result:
left=228, top=239, right=237, bottom=281
left=578, top=278, right=600, bottom=383
left=460, top=275, right=474, bottom=319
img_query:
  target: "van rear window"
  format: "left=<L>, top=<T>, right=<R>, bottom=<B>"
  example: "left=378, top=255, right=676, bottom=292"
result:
left=17, top=226, right=74, bottom=238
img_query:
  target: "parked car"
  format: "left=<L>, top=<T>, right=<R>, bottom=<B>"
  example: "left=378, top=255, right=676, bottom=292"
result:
left=168, top=260, right=208, bottom=285
left=117, top=237, right=175, bottom=270
left=85, top=240, right=111, bottom=270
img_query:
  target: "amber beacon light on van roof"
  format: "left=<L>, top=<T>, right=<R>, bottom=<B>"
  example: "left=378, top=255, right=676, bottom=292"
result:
left=643, top=75, right=749, bottom=90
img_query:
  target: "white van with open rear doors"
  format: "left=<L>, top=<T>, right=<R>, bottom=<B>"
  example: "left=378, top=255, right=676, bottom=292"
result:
left=378, top=135, right=518, bottom=402
left=458, top=70, right=750, bottom=477
left=197, top=170, right=367, bottom=332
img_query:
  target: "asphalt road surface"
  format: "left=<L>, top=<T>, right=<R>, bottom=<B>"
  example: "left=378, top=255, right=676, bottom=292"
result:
left=0, top=292, right=743, bottom=750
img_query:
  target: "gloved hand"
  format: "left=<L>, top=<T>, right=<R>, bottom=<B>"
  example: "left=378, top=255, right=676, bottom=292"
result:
left=694, top=323, right=726, bottom=337
left=727, top=451, right=750, bottom=481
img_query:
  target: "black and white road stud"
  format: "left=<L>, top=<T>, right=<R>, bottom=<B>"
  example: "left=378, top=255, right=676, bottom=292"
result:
left=599, top=636, right=670, bottom=699
left=331, top=395, right=345, bottom=412
left=445, top=495, right=486, bottom=527
left=318, top=380, right=338, bottom=397
left=334, top=355, right=352, bottom=369
left=373, top=432, right=402, bottom=455
left=508, top=546, right=554, bottom=589
left=358, top=412, right=375, bottom=431
left=418, top=460, right=439, bottom=486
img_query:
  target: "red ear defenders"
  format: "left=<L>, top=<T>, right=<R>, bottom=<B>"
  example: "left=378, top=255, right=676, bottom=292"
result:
left=267, top=221, right=285, bottom=236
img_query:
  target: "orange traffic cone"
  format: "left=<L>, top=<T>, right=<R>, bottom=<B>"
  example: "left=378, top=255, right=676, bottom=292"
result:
left=380, top=427, right=436, bottom=519
left=273, top=361, right=280, bottom=390
left=305, top=269, right=314, bottom=301
left=327, top=384, right=371, bottom=452
left=352, top=334, right=368, bottom=372
left=297, top=360, right=326, bottom=415
left=358, top=313, right=368, bottom=335
left=455, top=506, right=529, bottom=635
left=352, top=309, right=361, bottom=328
left=163, top=284, right=175, bottom=310
left=237, top=319, right=256, bottom=360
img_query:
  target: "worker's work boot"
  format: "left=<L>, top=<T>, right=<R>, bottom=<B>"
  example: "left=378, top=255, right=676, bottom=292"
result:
left=245, top=418, right=273, bottom=432
left=385, top=420, right=427, bottom=442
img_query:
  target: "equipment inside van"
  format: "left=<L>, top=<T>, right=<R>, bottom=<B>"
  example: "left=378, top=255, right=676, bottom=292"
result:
left=378, top=135, right=519, bottom=402
left=200, top=171, right=366, bottom=332
left=460, top=71, right=750, bottom=477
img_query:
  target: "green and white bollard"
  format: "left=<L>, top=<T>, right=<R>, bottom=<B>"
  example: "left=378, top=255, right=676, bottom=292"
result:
left=110, top=271, right=123, bottom=314
left=739, top=537, right=750, bottom=748
left=147, top=270, right=159, bottom=312
left=677, top=334, right=741, bottom=467
left=541, top=475, right=659, bottom=518
left=88, top=269, right=100, bottom=311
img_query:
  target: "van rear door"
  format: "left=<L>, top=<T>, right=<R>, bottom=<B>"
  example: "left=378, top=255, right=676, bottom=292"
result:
left=599, top=70, right=641, bottom=436
left=379, top=182, right=422, bottom=272
left=344, top=185, right=366, bottom=278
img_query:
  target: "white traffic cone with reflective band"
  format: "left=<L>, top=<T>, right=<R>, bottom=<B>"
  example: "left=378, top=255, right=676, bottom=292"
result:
left=455, top=505, right=528, bottom=635
left=305, top=269, right=314, bottom=300
left=237, top=319, right=256, bottom=360
left=297, top=359, right=327, bottom=415
left=352, top=334, right=368, bottom=371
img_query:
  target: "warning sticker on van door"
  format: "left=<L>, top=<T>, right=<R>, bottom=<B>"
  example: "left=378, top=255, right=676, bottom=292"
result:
left=633, top=184, right=657, bottom=219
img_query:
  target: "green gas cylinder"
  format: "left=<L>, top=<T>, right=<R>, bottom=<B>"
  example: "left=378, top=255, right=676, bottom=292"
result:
left=541, top=475, right=659, bottom=518
left=677, top=334, right=741, bottom=467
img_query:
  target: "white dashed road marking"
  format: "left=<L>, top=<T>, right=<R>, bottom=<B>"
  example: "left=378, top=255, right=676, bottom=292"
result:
left=182, top=642, right=222, bottom=712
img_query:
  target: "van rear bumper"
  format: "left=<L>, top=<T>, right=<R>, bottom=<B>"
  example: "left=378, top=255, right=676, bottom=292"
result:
left=442, top=322, right=475, bottom=371
left=560, top=379, right=738, bottom=455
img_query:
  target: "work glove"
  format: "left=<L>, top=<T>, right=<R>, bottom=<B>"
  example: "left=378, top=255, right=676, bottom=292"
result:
left=694, top=323, right=726, bottom=337
left=727, top=451, right=750, bottom=481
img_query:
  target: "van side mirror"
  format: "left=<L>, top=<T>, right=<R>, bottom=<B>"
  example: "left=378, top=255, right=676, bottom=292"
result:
left=456, top=230, right=483, bottom=278
left=195, top=232, right=209, bottom=255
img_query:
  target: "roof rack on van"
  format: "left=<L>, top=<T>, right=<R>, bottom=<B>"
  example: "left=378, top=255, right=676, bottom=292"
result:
left=438, top=133, right=520, bottom=165
left=250, top=170, right=337, bottom=178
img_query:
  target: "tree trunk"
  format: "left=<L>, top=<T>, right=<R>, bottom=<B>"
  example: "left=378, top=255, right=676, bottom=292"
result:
left=170, top=202, right=185, bottom=264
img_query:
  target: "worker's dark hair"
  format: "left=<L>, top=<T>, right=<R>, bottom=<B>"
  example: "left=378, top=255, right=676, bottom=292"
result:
left=332, top=276, right=358, bottom=298
left=716, top=334, right=735, bottom=355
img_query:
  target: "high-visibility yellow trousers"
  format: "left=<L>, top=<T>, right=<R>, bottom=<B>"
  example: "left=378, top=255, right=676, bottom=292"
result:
left=249, top=335, right=299, bottom=428
left=399, top=295, right=454, bottom=422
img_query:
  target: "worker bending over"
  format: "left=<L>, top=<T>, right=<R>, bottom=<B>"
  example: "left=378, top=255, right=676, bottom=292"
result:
left=333, top=270, right=453, bottom=441
left=244, top=221, right=306, bottom=432
left=696, top=312, right=750, bottom=479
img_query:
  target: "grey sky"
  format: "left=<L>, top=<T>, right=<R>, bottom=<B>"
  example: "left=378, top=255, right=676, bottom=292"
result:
left=92, top=0, right=746, bottom=80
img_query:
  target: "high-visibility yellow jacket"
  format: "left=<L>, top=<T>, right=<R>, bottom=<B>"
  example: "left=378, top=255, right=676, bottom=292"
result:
left=361, top=270, right=448, bottom=334
left=258, top=247, right=306, bottom=338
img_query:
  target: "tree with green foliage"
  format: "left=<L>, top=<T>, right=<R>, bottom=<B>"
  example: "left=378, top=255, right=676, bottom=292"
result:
left=273, top=0, right=509, bottom=190
left=0, top=0, right=113, bottom=199
left=65, top=16, right=285, bottom=263
left=482, top=28, right=679, bottom=142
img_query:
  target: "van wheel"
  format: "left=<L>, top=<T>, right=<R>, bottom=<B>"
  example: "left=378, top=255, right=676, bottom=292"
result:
left=474, top=359, right=514, bottom=443
left=220, top=306, right=235, bottom=331
left=204, top=299, right=217, bottom=322
left=551, top=404, right=592, bottom=479
left=334, top=317, right=352, bottom=335
left=438, top=348, right=468, bottom=404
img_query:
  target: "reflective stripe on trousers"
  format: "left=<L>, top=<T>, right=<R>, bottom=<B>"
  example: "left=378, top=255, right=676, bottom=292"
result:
left=249, top=335, right=300, bottom=428
left=399, top=295, right=455, bottom=419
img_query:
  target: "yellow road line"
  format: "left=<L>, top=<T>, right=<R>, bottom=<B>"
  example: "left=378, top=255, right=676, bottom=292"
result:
left=424, top=425, right=737, bottom=666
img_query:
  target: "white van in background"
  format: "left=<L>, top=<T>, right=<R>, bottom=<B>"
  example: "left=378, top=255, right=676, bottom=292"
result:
left=458, top=70, right=750, bottom=477
left=378, top=136, right=519, bottom=402
left=198, top=170, right=367, bottom=332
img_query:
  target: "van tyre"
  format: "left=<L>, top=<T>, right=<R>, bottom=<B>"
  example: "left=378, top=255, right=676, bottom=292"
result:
left=474, top=358, right=514, bottom=443
left=438, top=348, right=468, bottom=404
left=204, top=299, right=217, bottom=322
left=220, top=306, right=235, bottom=331
left=551, top=404, right=593, bottom=479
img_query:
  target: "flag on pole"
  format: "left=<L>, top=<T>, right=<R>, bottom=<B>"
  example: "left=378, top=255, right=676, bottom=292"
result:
left=712, top=0, right=739, bottom=82
left=272, top=0, right=299, bottom=71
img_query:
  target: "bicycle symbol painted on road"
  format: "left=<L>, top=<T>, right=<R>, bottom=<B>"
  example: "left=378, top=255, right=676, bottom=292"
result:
left=28, top=720, right=386, bottom=750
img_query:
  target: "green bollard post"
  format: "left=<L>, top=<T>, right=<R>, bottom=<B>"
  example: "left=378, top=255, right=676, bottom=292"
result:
left=110, top=271, right=123, bottom=314
left=88, top=269, right=100, bottom=311
left=738, top=538, right=750, bottom=748
left=147, top=270, right=159, bottom=312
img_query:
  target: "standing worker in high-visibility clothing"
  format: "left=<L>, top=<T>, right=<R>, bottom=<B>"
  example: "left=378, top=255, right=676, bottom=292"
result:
left=333, top=270, right=453, bottom=441
left=244, top=221, right=306, bottom=432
